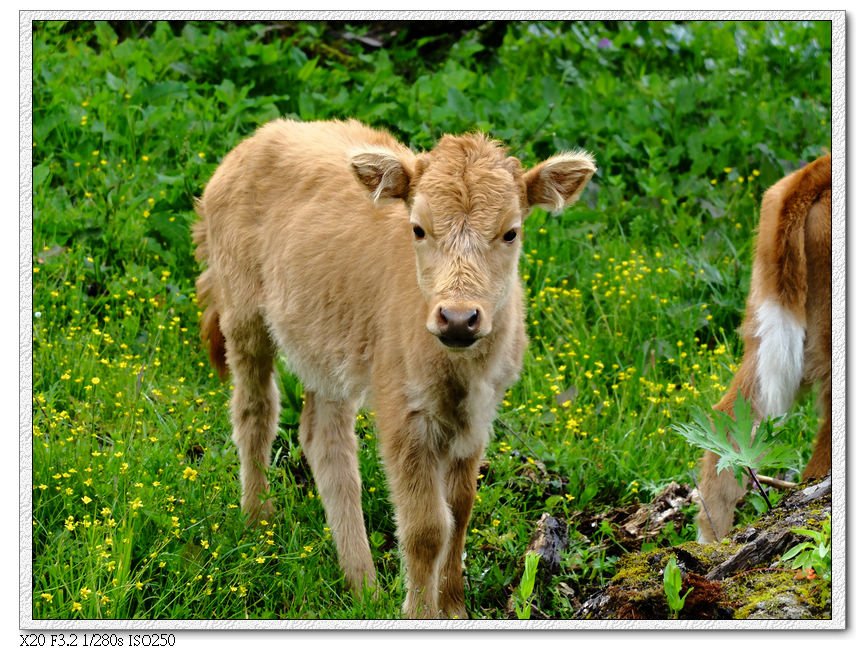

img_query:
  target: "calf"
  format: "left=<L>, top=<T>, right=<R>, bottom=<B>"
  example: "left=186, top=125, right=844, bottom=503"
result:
left=696, top=154, right=831, bottom=543
left=192, top=119, right=596, bottom=617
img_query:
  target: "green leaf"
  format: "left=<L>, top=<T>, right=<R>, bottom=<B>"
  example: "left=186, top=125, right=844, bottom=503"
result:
left=106, top=71, right=123, bottom=91
left=446, top=87, right=474, bottom=119
left=135, top=81, right=189, bottom=104
left=296, top=57, right=320, bottom=82
left=781, top=541, right=812, bottom=562
left=33, top=162, right=51, bottom=188
left=214, top=78, right=237, bottom=104
left=663, top=556, right=690, bottom=616
left=155, top=173, right=184, bottom=186
left=791, top=527, right=824, bottom=542
left=672, top=393, right=799, bottom=486
left=518, top=552, right=540, bottom=600
left=663, top=557, right=682, bottom=594
left=297, top=92, right=316, bottom=120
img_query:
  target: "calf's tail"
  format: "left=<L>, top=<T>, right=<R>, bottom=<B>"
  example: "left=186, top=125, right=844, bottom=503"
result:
left=770, top=154, right=831, bottom=315
left=192, top=205, right=229, bottom=380
left=752, top=154, right=830, bottom=417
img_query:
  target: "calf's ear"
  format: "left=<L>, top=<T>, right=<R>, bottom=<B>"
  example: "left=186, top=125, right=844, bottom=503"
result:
left=350, top=148, right=413, bottom=202
left=524, top=151, right=596, bottom=213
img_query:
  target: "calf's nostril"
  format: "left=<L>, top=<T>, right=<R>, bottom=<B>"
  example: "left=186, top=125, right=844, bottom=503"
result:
left=466, top=310, right=479, bottom=332
left=437, top=306, right=450, bottom=328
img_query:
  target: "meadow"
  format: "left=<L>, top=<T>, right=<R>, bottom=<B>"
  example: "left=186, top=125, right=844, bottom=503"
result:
left=30, top=20, right=832, bottom=620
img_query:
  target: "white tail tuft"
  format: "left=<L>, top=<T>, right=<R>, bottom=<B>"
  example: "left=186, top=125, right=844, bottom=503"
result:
left=755, top=299, right=806, bottom=417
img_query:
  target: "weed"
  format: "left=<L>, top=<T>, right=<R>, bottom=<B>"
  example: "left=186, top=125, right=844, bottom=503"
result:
left=663, top=556, right=694, bottom=619
left=514, top=552, right=541, bottom=620
left=671, top=393, right=800, bottom=508
left=781, top=516, right=831, bottom=582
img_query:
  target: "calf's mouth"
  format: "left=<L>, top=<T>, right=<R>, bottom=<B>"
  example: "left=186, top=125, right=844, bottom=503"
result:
left=436, top=333, right=479, bottom=349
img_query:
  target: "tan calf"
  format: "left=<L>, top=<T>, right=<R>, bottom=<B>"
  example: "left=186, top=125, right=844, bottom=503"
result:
left=192, top=119, right=596, bottom=617
left=696, top=154, right=831, bottom=543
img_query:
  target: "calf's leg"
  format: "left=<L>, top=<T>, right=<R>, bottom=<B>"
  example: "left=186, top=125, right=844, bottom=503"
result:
left=299, top=391, right=376, bottom=594
left=380, top=421, right=453, bottom=618
left=223, top=314, right=280, bottom=523
left=803, top=379, right=831, bottom=479
left=696, top=450, right=747, bottom=543
left=438, top=451, right=482, bottom=619
left=696, top=355, right=758, bottom=543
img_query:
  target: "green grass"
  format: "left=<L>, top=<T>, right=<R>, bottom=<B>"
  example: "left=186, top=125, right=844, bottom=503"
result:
left=30, top=19, right=831, bottom=619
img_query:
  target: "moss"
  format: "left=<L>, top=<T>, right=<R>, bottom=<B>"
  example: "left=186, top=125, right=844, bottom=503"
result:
left=677, top=540, right=741, bottom=567
left=610, top=552, right=663, bottom=589
left=610, top=542, right=731, bottom=590
left=802, top=575, right=833, bottom=613
left=602, top=547, right=734, bottom=619
left=725, top=570, right=830, bottom=619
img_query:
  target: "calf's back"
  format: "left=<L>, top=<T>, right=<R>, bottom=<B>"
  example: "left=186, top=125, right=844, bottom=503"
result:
left=196, top=119, right=434, bottom=401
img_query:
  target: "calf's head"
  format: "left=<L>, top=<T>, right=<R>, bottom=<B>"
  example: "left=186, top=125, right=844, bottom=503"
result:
left=351, top=134, right=595, bottom=350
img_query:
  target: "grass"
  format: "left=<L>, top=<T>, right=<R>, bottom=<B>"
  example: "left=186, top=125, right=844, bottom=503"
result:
left=29, top=19, right=832, bottom=620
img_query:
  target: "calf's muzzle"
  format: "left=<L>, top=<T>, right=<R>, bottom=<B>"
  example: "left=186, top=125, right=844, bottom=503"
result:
left=432, top=304, right=483, bottom=348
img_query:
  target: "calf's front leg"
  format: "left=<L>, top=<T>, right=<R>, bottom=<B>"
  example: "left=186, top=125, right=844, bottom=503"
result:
left=380, top=417, right=453, bottom=619
left=696, top=352, right=758, bottom=543
left=438, top=450, right=482, bottom=619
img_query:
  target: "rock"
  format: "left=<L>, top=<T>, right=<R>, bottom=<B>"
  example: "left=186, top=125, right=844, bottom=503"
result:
left=505, top=513, right=569, bottom=618
left=525, top=513, right=568, bottom=574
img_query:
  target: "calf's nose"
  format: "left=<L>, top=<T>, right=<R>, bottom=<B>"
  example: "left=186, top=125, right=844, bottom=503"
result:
left=436, top=306, right=481, bottom=348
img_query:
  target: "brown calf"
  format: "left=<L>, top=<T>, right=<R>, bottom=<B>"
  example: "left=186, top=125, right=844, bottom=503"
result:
left=192, top=119, right=596, bottom=617
left=696, top=154, right=831, bottom=543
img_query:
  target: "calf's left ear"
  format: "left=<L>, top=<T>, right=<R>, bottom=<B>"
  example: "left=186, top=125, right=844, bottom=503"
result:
left=524, top=151, right=596, bottom=213
left=350, top=148, right=413, bottom=203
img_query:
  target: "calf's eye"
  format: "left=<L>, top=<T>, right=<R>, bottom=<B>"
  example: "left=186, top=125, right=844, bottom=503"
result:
left=503, top=229, right=518, bottom=243
left=412, top=225, right=426, bottom=240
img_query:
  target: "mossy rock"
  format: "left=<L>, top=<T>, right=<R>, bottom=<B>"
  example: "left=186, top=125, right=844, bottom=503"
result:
left=725, top=567, right=831, bottom=619
left=575, top=476, right=831, bottom=620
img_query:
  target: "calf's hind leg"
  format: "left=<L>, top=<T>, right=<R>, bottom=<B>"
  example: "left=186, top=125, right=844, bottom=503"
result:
left=223, top=314, right=280, bottom=523
left=802, top=378, right=831, bottom=479
left=299, top=391, right=376, bottom=594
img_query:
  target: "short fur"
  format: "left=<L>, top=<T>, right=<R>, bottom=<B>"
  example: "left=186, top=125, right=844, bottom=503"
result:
left=696, top=154, right=831, bottom=543
left=192, top=118, right=595, bottom=617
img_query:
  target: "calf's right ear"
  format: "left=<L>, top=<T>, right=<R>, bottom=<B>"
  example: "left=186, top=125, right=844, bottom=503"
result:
left=350, top=148, right=413, bottom=203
